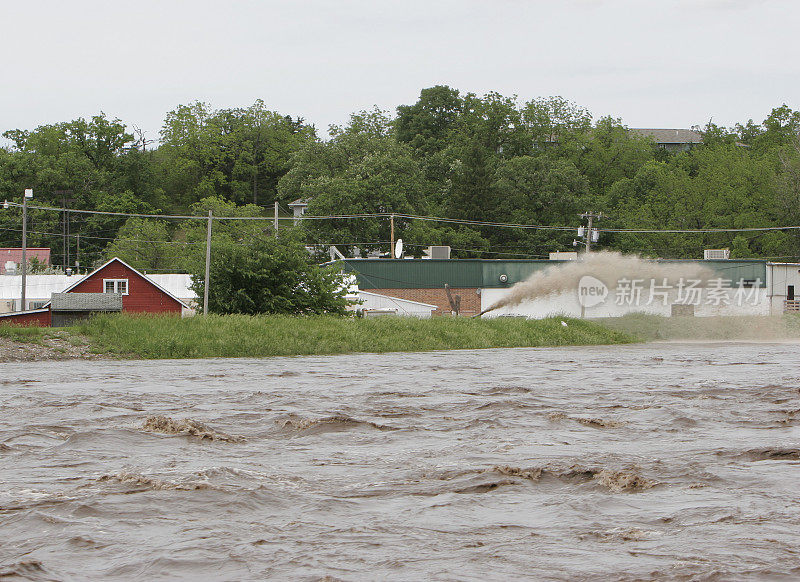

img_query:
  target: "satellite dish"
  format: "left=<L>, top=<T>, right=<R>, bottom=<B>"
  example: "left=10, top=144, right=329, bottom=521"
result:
left=394, top=238, right=403, bottom=259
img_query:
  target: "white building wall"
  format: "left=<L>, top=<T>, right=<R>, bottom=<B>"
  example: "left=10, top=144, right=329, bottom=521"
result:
left=351, top=291, right=436, bottom=318
left=148, top=274, right=196, bottom=306
left=0, top=275, right=73, bottom=312
left=767, top=263, right=800, bottom=314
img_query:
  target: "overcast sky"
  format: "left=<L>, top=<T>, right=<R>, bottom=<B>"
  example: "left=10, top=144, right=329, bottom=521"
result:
left=2, top=0, right=797, bottom=142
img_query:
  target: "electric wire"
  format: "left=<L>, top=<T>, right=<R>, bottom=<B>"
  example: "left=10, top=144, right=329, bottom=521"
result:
left=6, top=201, right=800, bottom=234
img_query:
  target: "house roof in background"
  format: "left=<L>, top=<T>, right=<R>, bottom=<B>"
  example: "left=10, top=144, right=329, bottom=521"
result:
left=50, top=292, right=123, bottom=312
left=630, top=128, right=703, bottom=144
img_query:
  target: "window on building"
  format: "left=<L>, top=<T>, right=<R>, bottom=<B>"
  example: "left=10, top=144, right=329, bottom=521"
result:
left=103, top=279, right=128, bottom=295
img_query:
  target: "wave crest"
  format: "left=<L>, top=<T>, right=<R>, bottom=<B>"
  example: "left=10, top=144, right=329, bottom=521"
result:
left=96, top=471, right=211, bottom=491
left=487, top=464, right=656, bottom=492
left=141, top=416, right=244, bottom=442
left=275, top=413, right=392, bottom=433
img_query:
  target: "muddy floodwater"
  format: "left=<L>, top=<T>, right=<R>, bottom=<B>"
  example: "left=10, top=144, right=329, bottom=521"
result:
left=2, top=343, right=800, bottom=581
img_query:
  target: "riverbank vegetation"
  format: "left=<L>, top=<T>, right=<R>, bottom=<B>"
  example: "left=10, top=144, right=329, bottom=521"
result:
left=68, top=314, right=635, bottom=359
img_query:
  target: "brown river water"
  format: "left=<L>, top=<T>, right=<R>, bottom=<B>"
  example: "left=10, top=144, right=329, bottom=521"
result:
left=2, top=343, right=800, bottom=581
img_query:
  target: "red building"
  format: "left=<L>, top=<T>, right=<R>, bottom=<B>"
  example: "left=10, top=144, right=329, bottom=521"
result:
left=0, top=257, right=191, bottom=326
left=1, top=248, right=51, bottom=274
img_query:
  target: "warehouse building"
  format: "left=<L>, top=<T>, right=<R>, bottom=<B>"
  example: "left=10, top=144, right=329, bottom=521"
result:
left=341, top=257, right=791, bottom=318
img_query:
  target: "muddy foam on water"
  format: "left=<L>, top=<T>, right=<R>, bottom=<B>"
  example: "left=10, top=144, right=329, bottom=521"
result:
left=141, top=415, right=244, bottom=442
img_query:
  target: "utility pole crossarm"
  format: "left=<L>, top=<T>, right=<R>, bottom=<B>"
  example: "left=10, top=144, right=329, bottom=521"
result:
left=578, top=211, right=602, bottom=254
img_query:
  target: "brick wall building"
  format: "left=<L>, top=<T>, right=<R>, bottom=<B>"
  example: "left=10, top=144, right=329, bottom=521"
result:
left=370, top=288, right=480, bottom=316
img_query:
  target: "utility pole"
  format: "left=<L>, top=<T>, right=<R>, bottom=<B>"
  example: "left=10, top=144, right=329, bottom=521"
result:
left=66, top=207, right=70, bottom=269
left=21, top=189, right=32, bottom=311
left=204, top=210, right=212, bottom=315
left=55, top=190, right=74, bottom=270
left=577, top=212, right=602, bottom=253
left=390, top=214, right=395, bottom=258
left=274, top=201, right=279, bottom=238
left=585, top=213, right=595, bottom=254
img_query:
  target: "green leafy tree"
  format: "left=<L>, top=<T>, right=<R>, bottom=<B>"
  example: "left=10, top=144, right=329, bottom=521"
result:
left=190, top=232, right=350, bottom=315
left=773, top=138, right=800, bottom=256
left=603, top=160, right=703, bottom=257
left=103, top=218, right=173, bottom=272
left=491, top=156, right=589, bottom=255
left=402, top=221, right=490, bottom=258
left=280, top=109, right=425, bottom=252
left=753, top=105, right=800, bottom=153
left=577, top=116, right=655, bottom=195
left=521, top=96, right=592, bottom=157
left=396, top=85, right=463, bottom=156
left=157, top=100, right=314, bottom=209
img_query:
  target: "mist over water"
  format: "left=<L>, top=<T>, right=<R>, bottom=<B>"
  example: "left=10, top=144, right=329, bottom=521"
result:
left=2, top=345, right=800, bottom=580
left=483, top=251, right=714, bottom=314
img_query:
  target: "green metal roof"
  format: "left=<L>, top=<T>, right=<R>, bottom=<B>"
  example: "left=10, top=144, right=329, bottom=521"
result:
left=341, top=258, right=767, bottom=289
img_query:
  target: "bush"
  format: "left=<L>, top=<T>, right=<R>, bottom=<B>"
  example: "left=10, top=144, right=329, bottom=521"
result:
left=190, top=232, right=350, bottom=315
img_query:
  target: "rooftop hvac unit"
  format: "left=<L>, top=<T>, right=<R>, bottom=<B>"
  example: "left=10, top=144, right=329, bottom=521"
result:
left=423, top=246, right=451, bottom=259
left=704, top=248, right=730, bottom=260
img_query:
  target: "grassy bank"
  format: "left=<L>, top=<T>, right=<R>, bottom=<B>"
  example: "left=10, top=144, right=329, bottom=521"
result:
left=69, top=314, right=636, bottom=359
left=0, top=325, right=48, bottom=343
left=598, top=313, right=800, bottom=341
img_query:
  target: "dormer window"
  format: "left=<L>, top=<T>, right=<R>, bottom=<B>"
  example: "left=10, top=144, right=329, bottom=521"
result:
left=104, top=279, right=128, bottom=295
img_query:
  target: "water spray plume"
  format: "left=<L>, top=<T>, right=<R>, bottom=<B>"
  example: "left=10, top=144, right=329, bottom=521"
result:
left=477, top=251, right=715, bottom=317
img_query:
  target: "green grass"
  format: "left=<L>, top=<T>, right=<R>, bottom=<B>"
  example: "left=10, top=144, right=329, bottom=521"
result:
left=68, top=313, right=637, bottom=359
left=598, top=312, right=800, bottom=341
left=0, top=325, right=48, bottom=344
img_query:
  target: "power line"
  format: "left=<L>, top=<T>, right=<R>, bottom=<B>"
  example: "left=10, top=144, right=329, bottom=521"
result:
left=600, top=225, right=800, bottom=234
left=1, top=202, right=577, bottom=231
left=0, top=226, right=207, bottom=245
left=8, top=200, right=800, bottom=234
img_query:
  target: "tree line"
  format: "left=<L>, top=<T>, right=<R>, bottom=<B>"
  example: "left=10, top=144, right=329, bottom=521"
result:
left=2, top=86, right=800, bottom=276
